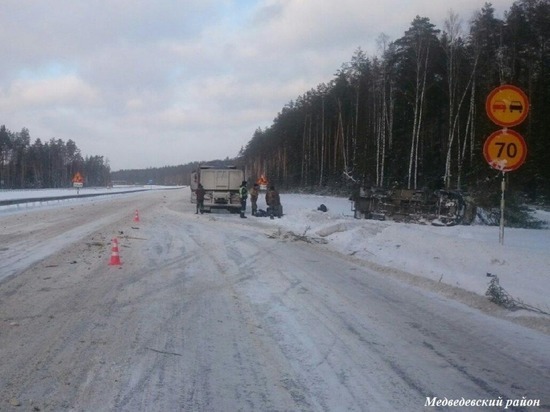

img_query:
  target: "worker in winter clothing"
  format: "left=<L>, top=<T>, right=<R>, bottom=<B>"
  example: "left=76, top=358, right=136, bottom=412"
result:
left=265, top=185, right=282, bottom=219
left=239, top=181, right=248, bottom=218
left=250, top=183, right=259, bottom=216
left=195, top=183, right=205, bottom=214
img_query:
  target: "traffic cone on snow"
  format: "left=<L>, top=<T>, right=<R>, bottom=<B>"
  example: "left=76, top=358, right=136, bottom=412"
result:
left=108, top=238, right=122, bottom=266
left=133, top=210, right=140, bottom=222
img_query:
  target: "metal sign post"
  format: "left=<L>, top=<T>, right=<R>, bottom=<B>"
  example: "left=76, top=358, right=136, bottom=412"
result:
left=72, top=172, right=84, bottom=195
left=499, top=173, right=506, bottom=245
left=485, top=85, right=529, bottom=245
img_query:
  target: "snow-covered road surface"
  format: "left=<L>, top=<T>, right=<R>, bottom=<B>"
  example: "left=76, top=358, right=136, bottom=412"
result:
left=1, top=189, right=548, bottom=411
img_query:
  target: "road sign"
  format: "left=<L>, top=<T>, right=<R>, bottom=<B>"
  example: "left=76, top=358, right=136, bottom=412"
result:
left=483, top=129, right=527, bottom=172
left=72, top=172, right=83, bottom=183
left=256, top=174, right=269, bottom=191
left=486, top=84, right=529, bottom=127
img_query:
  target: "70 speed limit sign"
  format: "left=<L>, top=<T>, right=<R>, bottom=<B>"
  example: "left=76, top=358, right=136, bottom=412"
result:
left=483, top=129, right=527, bottom=172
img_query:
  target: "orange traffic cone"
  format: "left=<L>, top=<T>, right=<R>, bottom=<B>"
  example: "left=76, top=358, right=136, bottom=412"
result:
left=133, top=210, right=140, bottom=222
left=108, top=238, right=122, bottom=266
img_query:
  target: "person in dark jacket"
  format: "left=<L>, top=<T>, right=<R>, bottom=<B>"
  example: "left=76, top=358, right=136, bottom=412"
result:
left=250, top=183, right=259, bottom=216
left=195, top=183, right=205, bottom=214
left=239, top=181, right=248, bottom=218
left=265, top=185, right=282, bottom=219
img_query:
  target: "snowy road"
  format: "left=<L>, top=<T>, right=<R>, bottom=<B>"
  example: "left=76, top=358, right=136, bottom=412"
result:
left=0, top=189, right=548, bottom=411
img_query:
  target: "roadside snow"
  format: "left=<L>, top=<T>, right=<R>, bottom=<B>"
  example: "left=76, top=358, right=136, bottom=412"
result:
left=0, top=185, right=176, bottom=214
left=0, top=185, right=155, bottom=201
left=252, top=193, right=550, bottom=315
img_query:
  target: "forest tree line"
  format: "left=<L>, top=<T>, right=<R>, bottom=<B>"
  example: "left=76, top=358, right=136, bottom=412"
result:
left=0, top=120, right=210, bottom=189
left=238, top=1, right=550, bottom=203
left=109, top=159, right=240, bottom=186
left=0, top=125, right=110, bottom=189
left=110, top=163, right=199, bottom=186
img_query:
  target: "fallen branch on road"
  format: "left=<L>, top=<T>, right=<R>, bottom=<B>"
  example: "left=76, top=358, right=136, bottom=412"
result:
left=146, top=347, right=182, bottom=356
left=267, top=226, right=328, bottom=244
left=485, top=274, right=550, bottom=315
left=122, top=235, right=148, bottom=241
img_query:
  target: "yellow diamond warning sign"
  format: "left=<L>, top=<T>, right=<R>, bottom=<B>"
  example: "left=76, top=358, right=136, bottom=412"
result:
left=485, top=84, right=529, bottom=127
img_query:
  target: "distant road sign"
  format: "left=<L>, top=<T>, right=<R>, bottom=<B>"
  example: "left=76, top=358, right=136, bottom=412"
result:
left=256, top=174, right=269, bottom=190
left=72, top=172, right=84, bottom=183
left=486, top=85, right=529, bottom=127
left=483, top=129, right=527, bottom=172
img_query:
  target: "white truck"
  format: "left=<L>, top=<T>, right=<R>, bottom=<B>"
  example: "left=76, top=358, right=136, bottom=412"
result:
left=190, top=165, right=244, bottom=213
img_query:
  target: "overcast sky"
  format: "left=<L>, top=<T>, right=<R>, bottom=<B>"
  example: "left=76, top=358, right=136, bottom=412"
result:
left=1, top=0, right=513, bottom=171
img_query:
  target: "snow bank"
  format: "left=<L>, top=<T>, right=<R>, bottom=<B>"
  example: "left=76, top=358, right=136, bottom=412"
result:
left=257, top=193, right=550, bottom=315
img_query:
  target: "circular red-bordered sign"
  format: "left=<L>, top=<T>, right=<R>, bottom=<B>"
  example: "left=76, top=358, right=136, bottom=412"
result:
left=486, top=85, right=529, bottom=127
left=483, top=129, right=527, bottom=172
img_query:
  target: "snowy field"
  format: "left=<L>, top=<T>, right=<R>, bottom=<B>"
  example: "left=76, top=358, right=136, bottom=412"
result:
left=1, top=186, right=549, bottom=318
left=273, top=193, right=550, bottom=316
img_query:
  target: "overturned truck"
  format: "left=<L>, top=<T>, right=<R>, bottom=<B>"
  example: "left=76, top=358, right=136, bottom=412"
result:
left=352, top=187, right=475, bottom=226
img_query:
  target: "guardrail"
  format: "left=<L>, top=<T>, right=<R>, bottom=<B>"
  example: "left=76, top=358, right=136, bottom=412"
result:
left=0, top=188, right=152, bottom=207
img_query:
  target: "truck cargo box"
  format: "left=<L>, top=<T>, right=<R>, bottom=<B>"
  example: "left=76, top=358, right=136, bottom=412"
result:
left=190, top=165, right=244, bottom=212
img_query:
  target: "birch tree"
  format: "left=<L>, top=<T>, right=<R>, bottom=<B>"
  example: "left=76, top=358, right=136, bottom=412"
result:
left=395, top=16, right=440, bottom=189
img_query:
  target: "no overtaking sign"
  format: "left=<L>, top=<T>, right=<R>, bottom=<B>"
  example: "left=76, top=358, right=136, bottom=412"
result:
left=484, top=85, right=529, bottom=172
